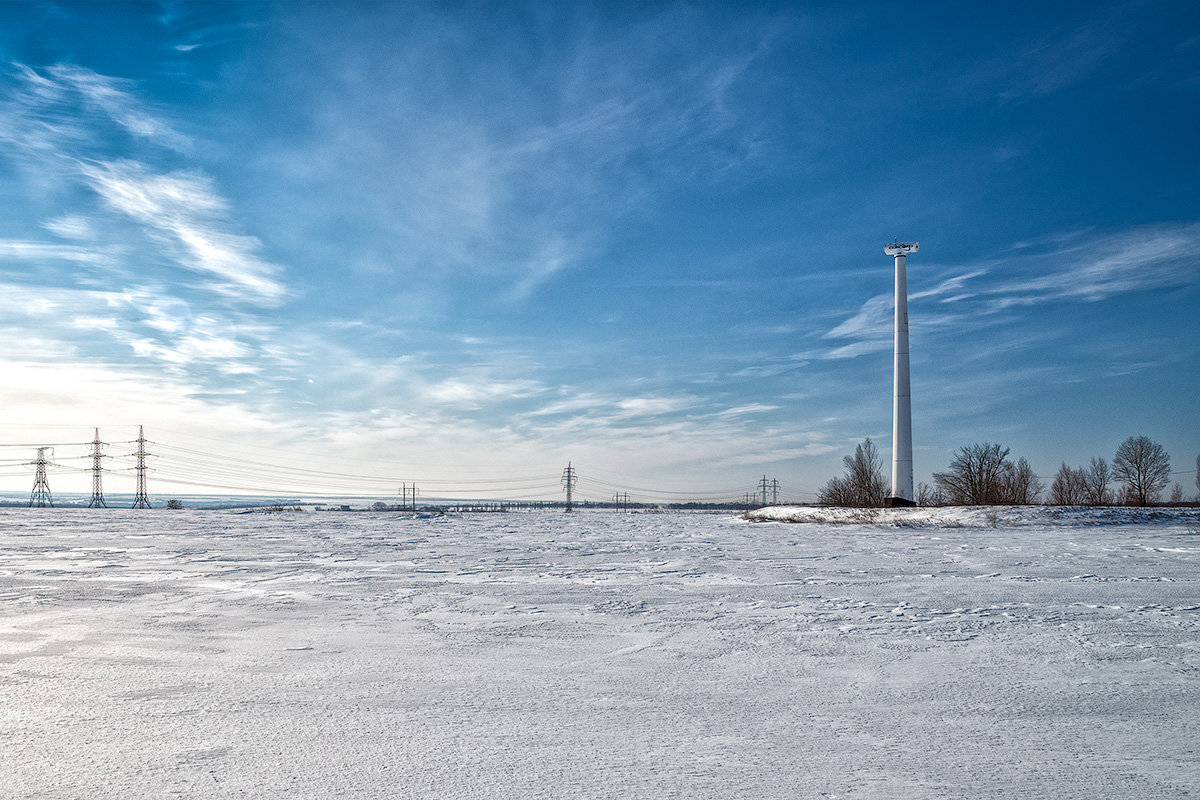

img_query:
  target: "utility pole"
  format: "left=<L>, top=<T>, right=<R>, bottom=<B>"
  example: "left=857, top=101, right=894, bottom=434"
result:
left=88, top=428, right=107, bottom=508
left=561, top=462, right=577, bottom=512
left=28, top=447, right=53, bottom=508
left=131, top=426, right=151, bottom=509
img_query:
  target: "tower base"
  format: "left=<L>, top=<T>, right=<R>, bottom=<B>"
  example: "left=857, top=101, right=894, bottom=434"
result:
left=884, top=496, right=917, bottom=508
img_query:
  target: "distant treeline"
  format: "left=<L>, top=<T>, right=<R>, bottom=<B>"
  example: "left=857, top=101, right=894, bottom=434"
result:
left=819, top=436, right=1198, bottom=508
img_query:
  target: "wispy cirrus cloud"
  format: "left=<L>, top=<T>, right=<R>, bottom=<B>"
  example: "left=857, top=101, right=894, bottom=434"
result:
left=0, top=59, right=292, bottom=407
left=989, top=223, right=1200, bottom=305
left=0, top=63, right=189, bottom=159
left=0, top=62, right=286, bottom=305
left=821, top=222, right=1200, bottom=360
left=0, top=238, right=111, bottom=266
left=248, top=3, right=776, bottom=300
left=80, top=160, right=287, bottom=303
left=0, top=279, right=271, bottom=380
left=43, top=64, right=192, bottom=151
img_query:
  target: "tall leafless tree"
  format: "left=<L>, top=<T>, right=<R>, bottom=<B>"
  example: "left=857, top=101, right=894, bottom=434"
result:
left=1112, top=435, right=1172, bottom=506
left=817, top=437, right=888, bottom=507
left=1084, top=457, right=1112, bottom=506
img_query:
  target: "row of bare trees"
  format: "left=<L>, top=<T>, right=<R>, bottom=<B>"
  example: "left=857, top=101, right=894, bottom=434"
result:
left=1048, top=458, right=1112, bottom=505
left=818, top=434, right=1187, bottom=507
left=1050, top=435, right=1176, bottom=506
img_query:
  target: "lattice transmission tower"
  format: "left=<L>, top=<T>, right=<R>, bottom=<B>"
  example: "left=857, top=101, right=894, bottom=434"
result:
left=561, top=462, right=577, bottom=512
left=28, top=447, right=53, bottom=508
left=756, top=476, right=781, bottom=506
left=131, top=425, right=151, bottom=509
left=88, top=428, right=108, bottom=508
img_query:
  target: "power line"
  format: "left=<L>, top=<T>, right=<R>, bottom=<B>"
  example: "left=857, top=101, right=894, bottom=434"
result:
left=0, top=430, right=808, bottom=506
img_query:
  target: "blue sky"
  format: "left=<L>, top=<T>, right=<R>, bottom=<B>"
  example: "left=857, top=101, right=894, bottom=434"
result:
left=0, top=1, right=1196, bottom=502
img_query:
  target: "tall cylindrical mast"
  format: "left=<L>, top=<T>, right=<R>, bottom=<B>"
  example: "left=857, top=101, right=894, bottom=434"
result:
left=884, top=241, right=918, bottom=506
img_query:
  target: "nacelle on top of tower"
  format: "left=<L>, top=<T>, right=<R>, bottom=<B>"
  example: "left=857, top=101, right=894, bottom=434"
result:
left=884, top=241, right=919, bottom=255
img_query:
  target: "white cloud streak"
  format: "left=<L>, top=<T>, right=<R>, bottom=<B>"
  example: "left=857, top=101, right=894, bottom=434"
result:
left=821, top=222, right=1200, bottom=359
left=80, top=160, right=287, bottom=303
left=44, top=64, right=192, bottom=152
left=990, top=223, right=1200, bottom=304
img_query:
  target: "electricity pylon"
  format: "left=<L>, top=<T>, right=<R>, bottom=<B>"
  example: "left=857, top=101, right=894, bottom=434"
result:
left=400, top=482, right=418, bottom=512
left=131, top=426, right=151, bottom=509
left=29, top=447, right=53, bottom=508
left=88, top=428, right=108, bottom=508
left=561, top=462, right=577, bottom=512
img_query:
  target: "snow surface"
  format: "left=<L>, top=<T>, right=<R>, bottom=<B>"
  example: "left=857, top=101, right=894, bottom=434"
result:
left=2, top=507, right=1198, bottom=798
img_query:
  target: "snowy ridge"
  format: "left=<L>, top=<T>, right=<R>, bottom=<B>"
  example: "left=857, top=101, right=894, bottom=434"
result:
left=745, top=504, right=1200, bottom=527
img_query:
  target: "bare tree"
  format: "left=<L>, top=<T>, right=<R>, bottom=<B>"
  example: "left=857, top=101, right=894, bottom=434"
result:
left=818, top=438, right=888, bottom=507
left=933, top=443, right=1012, bottom=505
left=817, top=475, right=853, bottom=506
left=1050, top=463, right=1087, bottom=505
left=1002, top=457, right=1043, bottom=504
left=1170, top=483, right=1184, bottom=504
left=1112, top=435, right=1172, bottom=506
left=1084, top=457, right=1112, bottom=506
left=916, top=481, right=945, bottom=507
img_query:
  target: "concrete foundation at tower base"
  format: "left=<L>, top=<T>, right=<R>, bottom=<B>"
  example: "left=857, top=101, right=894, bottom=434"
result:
left=884, top=496, right=917, bottom=508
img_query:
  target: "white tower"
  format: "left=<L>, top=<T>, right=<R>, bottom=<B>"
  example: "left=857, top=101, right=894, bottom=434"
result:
left=884, top=241, right=918, bottom=507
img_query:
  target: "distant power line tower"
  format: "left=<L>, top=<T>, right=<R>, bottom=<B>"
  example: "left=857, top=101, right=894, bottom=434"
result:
left=400, top=482, right=418, bottom=512
left=756, top=476, right=781, bottom=506
left=613, top=491, right=629, bottom=511
left=28, top=447, right=53, bottom=508
left=88, top=428, right=108, bottom=508
left=561, top=462, right=577, bottom=512
left=131, top=426, right=151, bottom=509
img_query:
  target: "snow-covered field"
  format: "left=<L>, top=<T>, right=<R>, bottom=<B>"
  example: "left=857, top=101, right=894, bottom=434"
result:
left=2, top=508, right=1198, bottom=798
